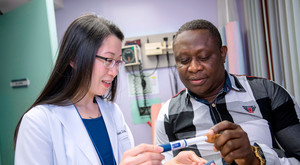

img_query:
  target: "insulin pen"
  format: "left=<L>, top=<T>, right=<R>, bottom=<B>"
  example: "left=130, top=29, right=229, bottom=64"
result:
left=159, top=135, right=208, bottom=152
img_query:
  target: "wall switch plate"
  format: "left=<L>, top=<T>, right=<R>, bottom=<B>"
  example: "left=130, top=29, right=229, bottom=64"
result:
left=10, top=78, right=30, bottom=88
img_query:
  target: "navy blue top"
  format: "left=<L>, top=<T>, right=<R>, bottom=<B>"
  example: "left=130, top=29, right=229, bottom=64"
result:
left=82, top=116, right=116, bottom=165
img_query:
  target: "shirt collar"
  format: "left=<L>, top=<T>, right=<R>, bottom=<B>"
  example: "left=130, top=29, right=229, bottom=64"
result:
left=223, top=71, right=232, bottom=92
left=228, top=72, right=246, bottom=92
left=187, top=70, right=245, bottom=103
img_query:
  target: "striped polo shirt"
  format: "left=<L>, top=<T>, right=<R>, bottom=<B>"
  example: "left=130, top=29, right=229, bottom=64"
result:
left=155, top=72, right=300, bottom=165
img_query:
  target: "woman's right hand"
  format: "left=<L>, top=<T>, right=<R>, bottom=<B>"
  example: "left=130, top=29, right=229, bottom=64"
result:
left=120, top=143, right=165, bottom=165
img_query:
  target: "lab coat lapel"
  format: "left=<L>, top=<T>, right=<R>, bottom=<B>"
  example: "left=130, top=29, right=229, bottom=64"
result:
left=96, top=98, right=119, bottom=163
left=52, top=104, right=100, bottom=164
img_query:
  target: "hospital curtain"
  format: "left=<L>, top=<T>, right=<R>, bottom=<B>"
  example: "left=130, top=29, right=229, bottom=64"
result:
left=218, top=0, right=300, bottom=104
left=262, top=0, right=300, bottom=104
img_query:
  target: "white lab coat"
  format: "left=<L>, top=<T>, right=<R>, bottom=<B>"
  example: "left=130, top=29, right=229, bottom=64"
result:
left=15, top=97, right=134, bottom=165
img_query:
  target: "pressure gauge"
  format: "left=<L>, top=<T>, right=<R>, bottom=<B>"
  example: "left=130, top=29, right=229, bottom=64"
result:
left=122, top=45, right=140, bottom=66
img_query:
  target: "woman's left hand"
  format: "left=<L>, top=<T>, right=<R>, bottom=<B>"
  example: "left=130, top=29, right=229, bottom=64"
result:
left=120, top=143, right=164, bottom=165
left=164, top=151, right=210, bottom=165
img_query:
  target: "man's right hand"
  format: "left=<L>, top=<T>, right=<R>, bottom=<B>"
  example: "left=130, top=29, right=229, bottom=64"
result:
left=208, top=120, right=260, bottom=165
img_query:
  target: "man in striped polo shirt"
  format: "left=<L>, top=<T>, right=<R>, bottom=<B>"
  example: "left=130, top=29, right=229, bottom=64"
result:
left=155, top=19, right=300, bottom=165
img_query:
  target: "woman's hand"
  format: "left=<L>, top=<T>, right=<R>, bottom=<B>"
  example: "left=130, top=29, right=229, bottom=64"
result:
left=120, top=143, right=165, bottom=165
left=164, top=151, right=210, bottom=165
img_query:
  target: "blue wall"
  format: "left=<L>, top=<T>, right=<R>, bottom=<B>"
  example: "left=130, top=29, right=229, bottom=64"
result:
left=0, top=0, right=57, bottom=164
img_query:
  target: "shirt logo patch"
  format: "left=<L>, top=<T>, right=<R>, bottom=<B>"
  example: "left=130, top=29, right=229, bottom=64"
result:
left=242, top=105, right=256, bottom=113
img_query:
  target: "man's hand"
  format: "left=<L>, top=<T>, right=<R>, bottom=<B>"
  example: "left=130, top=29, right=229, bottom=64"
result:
left=208, top=121, right=260, bottom=165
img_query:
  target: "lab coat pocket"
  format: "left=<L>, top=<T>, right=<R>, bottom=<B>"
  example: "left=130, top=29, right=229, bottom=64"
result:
left=117, top=129, right=131, bottom=152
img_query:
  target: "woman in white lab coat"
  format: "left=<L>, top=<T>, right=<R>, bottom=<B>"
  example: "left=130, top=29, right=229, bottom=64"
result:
left=14, top=14, right=209, bottom=165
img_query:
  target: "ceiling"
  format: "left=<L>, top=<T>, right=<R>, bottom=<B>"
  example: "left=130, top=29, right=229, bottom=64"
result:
left=0, top=0, right=63, bottom=14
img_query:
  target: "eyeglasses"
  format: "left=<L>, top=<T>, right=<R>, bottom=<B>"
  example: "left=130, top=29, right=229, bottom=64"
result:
left=95, top=55, right=125, bottom=68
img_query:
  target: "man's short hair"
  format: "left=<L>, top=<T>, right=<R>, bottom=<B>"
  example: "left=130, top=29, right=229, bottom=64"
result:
left=174, top=19, right=222, bottom=49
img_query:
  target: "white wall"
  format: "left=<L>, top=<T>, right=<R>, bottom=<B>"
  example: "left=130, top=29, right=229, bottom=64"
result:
left=55, top=0, right=218, bottom=145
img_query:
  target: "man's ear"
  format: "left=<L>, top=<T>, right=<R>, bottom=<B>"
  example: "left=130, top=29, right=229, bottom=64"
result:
left=220, top=46, right=227, bottom=63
